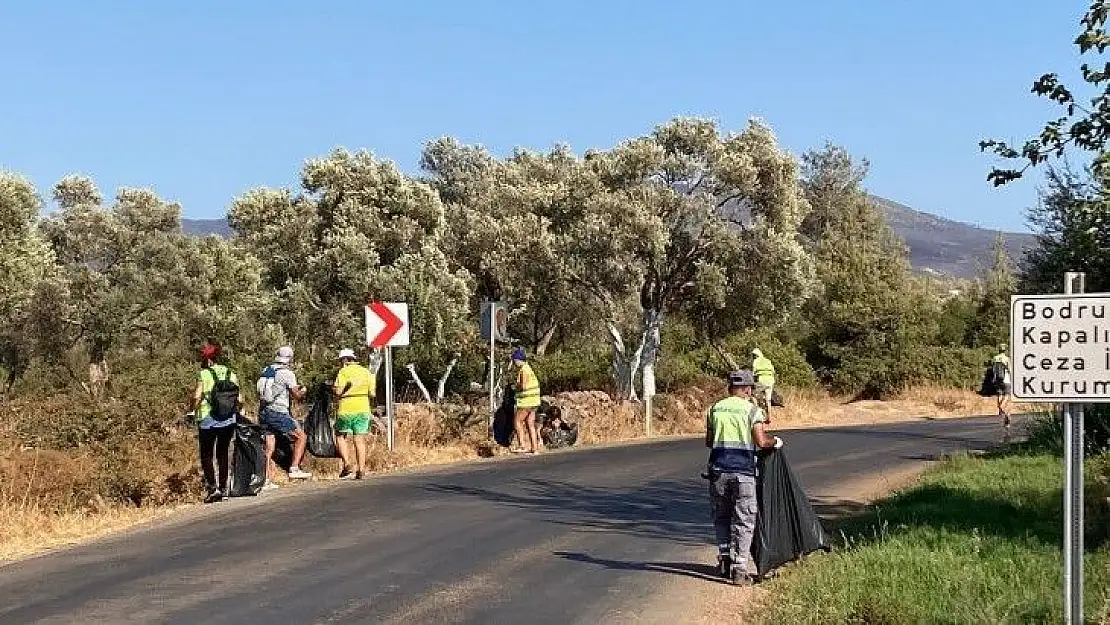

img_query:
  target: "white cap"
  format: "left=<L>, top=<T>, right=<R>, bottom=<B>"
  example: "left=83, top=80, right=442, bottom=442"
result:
left=275, top=346, right=293, bottom=364
left=337, top=348, right=357, bottom=361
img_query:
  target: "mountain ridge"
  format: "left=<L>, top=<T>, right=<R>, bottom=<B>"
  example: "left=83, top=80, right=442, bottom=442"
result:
left=180, top=197, right=1037, bottom=279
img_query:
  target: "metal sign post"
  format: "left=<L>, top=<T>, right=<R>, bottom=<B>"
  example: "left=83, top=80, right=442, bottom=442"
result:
left=366, top=301, right=410, bottom=453
left=1011, top=273, right=1091, bottom=625
left=384, top=346, right=394, bottom=451
left=1063, top=272, right=1084, bottom=625
left=480, top=301, right=507, bottom=430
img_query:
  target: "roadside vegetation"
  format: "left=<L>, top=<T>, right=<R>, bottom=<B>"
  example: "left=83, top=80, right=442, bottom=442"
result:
left=5, top=0, right=1110, bottom=562
left=752, top=412, right=1110, bottom=625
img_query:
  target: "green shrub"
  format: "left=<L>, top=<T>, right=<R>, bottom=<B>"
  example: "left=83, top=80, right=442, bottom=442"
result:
left=531, top=346, right=610, bottom=393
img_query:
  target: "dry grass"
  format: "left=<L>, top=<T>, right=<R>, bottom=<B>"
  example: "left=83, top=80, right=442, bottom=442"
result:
left=0, top=383, right=1016, bottom=562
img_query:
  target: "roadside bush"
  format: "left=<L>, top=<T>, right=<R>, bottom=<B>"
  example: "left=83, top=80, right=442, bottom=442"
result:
left=531, top=346, right=610, bottom=393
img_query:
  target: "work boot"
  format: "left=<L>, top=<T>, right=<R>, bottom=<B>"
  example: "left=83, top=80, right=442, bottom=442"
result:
left=717, top=555, right=732, bottom=579
left=731, top=567, right=752, bottom=586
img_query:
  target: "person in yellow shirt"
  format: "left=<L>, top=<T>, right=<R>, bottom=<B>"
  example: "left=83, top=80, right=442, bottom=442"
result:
left=511, top=347, right=542, bottom=455
left=332, top=348, right=375, bottom=479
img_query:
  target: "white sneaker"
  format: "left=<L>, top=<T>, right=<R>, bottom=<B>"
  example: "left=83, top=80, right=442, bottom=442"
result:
left=261, top=481, right=280, bottom=491
left=288, top=467, right=312, bottom=479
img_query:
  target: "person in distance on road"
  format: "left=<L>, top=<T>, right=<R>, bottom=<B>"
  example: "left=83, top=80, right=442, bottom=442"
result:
left=751, top=348, right=776, bottom=422
left=332, top=348, right=375, bottom=479
left=992, top=344, right=1012, bottom=428
left=257, top=346, right=311, bottom=484
left=705, top=369, right=782, bottom=585
left=510, top=347, right=543, bottom=455
left=187, top=342, right=243, bottom=503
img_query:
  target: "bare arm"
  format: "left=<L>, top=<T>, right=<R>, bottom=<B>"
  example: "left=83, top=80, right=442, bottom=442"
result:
left=752, top=422, right=778, bottom=449
left=705, top=411, right=714, bottom=448
left=190, top=382, right=204, bottom=413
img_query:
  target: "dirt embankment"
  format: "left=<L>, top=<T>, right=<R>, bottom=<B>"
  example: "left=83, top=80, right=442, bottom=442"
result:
left=0, top=384, right=1021, bottom=561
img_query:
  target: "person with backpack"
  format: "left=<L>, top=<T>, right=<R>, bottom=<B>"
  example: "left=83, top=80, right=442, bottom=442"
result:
left=992, top=344, right=1012, bottom=428
left=187, top=342, right=244, bottom=503
left=332, top=348, right=375, bottom=479
left=257, top=346, right=311, bottom=482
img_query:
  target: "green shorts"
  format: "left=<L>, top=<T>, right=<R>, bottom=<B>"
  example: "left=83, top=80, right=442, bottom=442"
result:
left=335, top=413, right=371, bottom=435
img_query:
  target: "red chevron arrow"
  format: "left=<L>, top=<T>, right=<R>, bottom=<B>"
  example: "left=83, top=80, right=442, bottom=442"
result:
left=368, top=301, right=405, bottom=347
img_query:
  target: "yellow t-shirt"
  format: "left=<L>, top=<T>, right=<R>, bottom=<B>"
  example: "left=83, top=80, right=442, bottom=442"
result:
left=334, top=363, right=375, bottom=416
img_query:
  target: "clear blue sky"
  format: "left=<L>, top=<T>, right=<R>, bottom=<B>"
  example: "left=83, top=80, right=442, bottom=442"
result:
left=0, top=1, right=1090, bottom=232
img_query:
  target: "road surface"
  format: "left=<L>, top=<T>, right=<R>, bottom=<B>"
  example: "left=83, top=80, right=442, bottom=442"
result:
left=0, top=416, right=1016, bottom=624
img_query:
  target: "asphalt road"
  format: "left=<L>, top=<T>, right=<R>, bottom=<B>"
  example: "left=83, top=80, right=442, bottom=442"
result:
left=0, top=415, right=1018, bottom=625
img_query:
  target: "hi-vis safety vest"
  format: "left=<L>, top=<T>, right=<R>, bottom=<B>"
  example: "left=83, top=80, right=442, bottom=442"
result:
left=516, top=363, right=541, bottom=409
left=707, top=396, right=765, bottom=475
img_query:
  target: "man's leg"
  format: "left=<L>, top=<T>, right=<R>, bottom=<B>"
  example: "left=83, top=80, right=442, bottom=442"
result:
left=291, top=428, right=308, bottom=468
left=353, top=434, right=368, bottom=476
left=512, top=409, right=528, bottom=452
left=198, top=427, right=218, bottom=498
left=525, top=409, right=541, bottom=453
left=731, top=475, right=759, bottom=583
left=263, top=433, right=277, bottom=479
left=334, top=417, right=355, bottom=477
left=709, top=473, right=735, bottom=577
left=214, top=425, right=234, bottom=496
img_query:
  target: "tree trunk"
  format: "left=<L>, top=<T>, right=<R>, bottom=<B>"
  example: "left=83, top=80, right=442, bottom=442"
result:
left=606, top=322, right=639, bottom=400
left=638, top=308, right=664, bottom=406
left=535, top=324, right=557, bottom=357
left=436, top=353, right=459, bottom=403
left=405, top=364, right=433, bottom=403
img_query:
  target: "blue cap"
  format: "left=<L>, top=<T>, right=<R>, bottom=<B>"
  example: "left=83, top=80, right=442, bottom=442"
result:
left=512, top=347, right=526, bottom=361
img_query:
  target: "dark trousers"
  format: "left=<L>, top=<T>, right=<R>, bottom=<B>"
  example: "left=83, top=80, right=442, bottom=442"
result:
left=198, top=424, right=234, bottom=491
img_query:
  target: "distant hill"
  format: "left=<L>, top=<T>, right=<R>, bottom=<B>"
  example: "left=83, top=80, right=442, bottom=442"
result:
left=870, top=196, right=1036, bottom=278
left=180, top=197, right=1039, bottom=279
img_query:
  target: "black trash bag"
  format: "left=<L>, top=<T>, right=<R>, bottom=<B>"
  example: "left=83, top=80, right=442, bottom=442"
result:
left=306, top=382, right=339, bottom=458
left=977, top=361, right=1008, bottom=397
left=751, top=447, right=831, bottom=578
left=492, top=387, right=515, bottom=447
left=271, top=431, right=293, bottom=472
left=770, top=388, right=785, bottom=407
left=229, top=422, right=267, bottom=497
left=538, top=402, right=579, bottom=449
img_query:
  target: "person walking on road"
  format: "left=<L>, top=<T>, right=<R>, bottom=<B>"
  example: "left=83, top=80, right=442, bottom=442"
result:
left=257, top=346, right=311, bottom=483
left=751, top=348, right=776, bottom=420
left=187, top=342, right=243, bottom=504
left=333, top=348, right=374, bottom=479
left=511, top=347, right=542, bottom=455
left=706, top=369, right=782, bottom=585
left=992, top=345, right=1012, bottom=429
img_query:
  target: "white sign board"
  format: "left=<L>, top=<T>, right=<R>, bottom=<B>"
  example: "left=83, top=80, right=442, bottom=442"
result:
left=1010, top=293, right=1110, bottom=402
left=479, top=301, right=509, bottom=342
left=365, top=301, right=410, bottom=348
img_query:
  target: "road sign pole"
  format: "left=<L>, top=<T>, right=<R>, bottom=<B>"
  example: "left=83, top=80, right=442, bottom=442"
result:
left=385, top=346, right=394, bottom=451
left=488, top=302, right=496, bottom=432
left=1063, top=271, right=1085, bottom=625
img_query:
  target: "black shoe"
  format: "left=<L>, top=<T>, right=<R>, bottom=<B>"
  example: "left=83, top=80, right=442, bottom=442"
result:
left=717, top=555, right=732, bottom=578
left=355, top=471, right=364, bottom=480
left=731, top=568, right=752, bottom=586
left=204, top=489, right=223, bottom=504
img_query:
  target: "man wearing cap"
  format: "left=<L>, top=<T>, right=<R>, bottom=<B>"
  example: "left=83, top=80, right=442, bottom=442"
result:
left=706, top=369, right=783, bottom=585
left=332, top=348, right=375, bottom=479
left=511, top=347, right=542, bottom=454
left=257, top=346, right=311, bottom=481
left=751, top=348, right=776, bottom=420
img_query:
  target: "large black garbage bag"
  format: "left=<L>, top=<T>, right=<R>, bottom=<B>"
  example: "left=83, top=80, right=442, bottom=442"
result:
left=229, top=422, right=267, bottom=497
left=538, top=402, right=579, bottom=449
left=306, top=382, right=339, bottom=458
left=752, top=447, right=831, bottom=577
left=492, top=387, right=516, bottom=447
left=977, top=362, right=1006, bottom=397
left=271, top=432, right=293, bottom=472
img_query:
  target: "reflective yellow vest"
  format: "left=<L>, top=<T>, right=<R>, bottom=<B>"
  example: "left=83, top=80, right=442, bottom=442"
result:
left=516, top=363, right=541, bottom=409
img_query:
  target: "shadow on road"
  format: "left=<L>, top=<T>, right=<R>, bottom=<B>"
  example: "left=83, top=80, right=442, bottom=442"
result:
left=552, top=551, right=727, bottom=584
left=426, top=476, right=712, bottom=547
